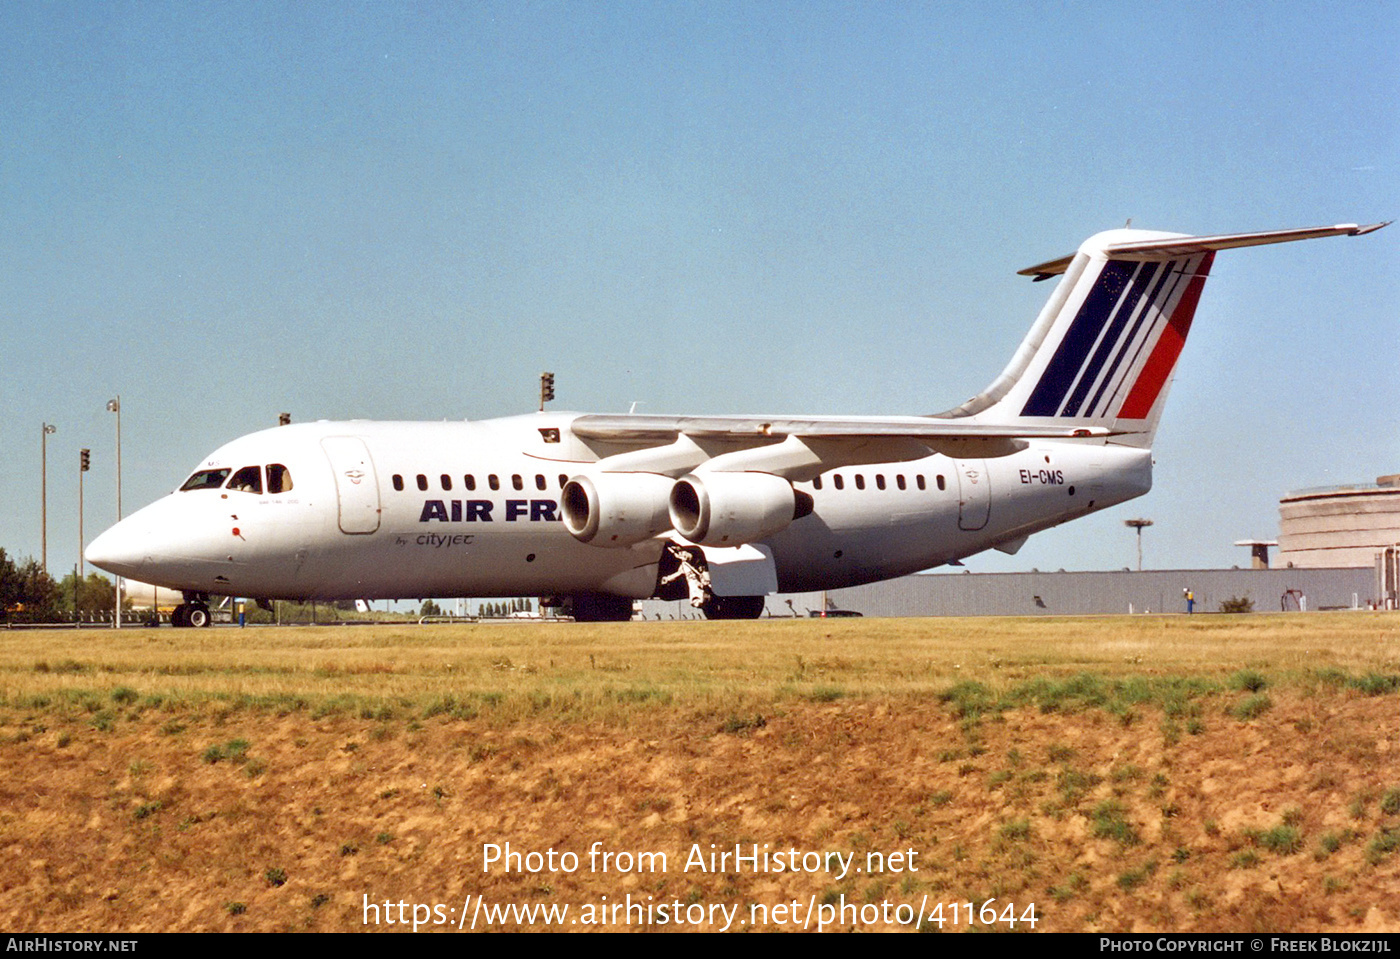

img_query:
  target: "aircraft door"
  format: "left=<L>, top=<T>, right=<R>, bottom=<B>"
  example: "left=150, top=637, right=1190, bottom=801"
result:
left=320, top=436, right=381, bottom=534
left=956, top=459, right=990, bottom=531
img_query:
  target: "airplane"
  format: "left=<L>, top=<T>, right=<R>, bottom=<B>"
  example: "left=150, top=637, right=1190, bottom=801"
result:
left=86, top=221, right=1388, bottom=625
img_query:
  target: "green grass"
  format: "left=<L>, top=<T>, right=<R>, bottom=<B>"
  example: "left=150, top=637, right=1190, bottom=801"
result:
left=1230, top=694, right=1273, bottom=721
left=1117, top=858, right=1158, bottom=890
left=1058, top=767, right=1103, bottom=806
left=1380, top=788, right=1400, bottom=816
left=1229, top=670, right=1268, bottom=693
left=999, top=819, right=1032, bottom=841
left=0, top=616, right=1396, bottom=726
left=1091, top=800, right=1139, bottom=845
left=1247, top=825, right=1303, bottom=855
left=203, top=738, right=252, bottom=764
left=1367, top=829, right=1400, bottom=865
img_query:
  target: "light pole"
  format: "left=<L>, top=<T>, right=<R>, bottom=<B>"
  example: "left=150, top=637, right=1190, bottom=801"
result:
left=107, top=397, right=121, bottom=517
left=1124, top=518, right=1153, bottom=571
left=79, top=449, right=90, bottom=617
left=107, top=397, right=122, bottom=628
left=41, top=423, right=55, bottom=574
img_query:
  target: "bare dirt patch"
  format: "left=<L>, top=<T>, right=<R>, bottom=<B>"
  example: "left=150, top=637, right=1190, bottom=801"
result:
left=2, top=691, right=1398, bottom=932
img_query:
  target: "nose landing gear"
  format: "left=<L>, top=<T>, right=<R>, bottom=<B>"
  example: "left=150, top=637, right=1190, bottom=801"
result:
left=171, top=593, right=212, bottom=628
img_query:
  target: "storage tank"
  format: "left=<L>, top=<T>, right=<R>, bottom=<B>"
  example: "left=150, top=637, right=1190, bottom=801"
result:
left=1276, top=475, right=1400, bottom=568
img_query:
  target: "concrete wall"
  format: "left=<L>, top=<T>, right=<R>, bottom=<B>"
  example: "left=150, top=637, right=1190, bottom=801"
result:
left=826, top=567, right=1372, bottom=617
left=634, top=566, right=1375, bottom=620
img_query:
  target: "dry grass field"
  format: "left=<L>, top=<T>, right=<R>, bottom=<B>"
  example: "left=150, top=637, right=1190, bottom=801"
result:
left=1, top=613, right=1398, bottom=933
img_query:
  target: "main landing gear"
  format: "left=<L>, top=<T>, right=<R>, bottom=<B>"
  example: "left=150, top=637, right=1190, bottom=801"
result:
left=657, top=543, right=766, bottom=620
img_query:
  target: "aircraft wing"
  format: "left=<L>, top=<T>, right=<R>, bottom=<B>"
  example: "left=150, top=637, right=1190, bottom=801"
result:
left=570, top=413, right=1113, bottom=442
left=568, top=414, right=1114, bottom=477
left=567, top=414, right=1119, bottom=469
left=1018, top=222, right=1391, bottom=280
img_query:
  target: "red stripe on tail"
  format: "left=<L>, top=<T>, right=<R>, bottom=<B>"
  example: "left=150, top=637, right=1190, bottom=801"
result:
left=1116, top=252, right=1214, bottom=419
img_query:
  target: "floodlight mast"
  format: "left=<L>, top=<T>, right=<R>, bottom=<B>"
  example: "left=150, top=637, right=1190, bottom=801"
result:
left=1125, top=518, right=1154, bottom=571
left=108, top=397, right=121, bottom=629
left=41, top=423, right=56, bottom=574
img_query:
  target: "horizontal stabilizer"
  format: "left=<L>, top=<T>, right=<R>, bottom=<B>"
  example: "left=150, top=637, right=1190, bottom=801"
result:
left=1018, top=222, right=1390, bottom=279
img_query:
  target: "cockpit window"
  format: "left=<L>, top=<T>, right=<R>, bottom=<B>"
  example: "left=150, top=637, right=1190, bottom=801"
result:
left=180, top=468, right=231, bottom=492
left=267, top=464, right=293, bottom=494
left=228, top=465, right=263, bottom=494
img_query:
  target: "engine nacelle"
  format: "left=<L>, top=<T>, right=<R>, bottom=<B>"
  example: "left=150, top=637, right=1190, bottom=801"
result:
left=669, top=471, right=806, bottom=546
left=561, top=472, right=675, bottom=547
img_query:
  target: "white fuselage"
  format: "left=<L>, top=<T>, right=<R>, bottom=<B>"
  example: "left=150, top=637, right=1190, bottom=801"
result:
left=87, top=413, right=1151, bottom=601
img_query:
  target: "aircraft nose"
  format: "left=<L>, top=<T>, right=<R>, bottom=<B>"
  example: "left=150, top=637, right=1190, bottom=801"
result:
left=85, top=518, right=151, bottom=578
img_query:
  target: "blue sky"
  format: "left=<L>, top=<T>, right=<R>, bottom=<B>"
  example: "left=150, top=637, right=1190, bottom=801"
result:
left=2, top=0, right=1396, bottom=581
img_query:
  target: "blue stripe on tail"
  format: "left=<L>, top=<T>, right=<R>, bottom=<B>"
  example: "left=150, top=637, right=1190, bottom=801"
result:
left=1019, top=260, right=1135, bottom=417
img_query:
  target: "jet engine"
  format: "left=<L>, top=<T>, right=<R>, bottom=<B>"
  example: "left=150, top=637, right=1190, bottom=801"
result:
left=561, top=473, right=675, bottom=546
left=668, top=471, right=812, bottom=546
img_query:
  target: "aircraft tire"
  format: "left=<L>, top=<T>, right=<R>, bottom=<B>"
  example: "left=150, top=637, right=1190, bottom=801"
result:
left=187, top=604, right=211, bottom=628
left=570, top=594, right=634, bottom=622
left=171, top=605, right=190, bottom=628
left=701, top=595, right=766, bottom=620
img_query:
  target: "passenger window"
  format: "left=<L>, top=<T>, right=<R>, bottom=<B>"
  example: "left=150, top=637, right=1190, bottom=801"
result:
left=512, top=474, right=523, bottom=491
left=876, top=475, right=886, bottom=490
left=937, top=475, right=946, bottom=491
left=441, top=474, right=452, bottom=491
left=489, top=475, right=500, bottom=491
left=896, top=475, right=906, bottom=491
left=855, top=475, right=866, bottom=491
left=267, top=464, right=294, bottom=494
left=416, top=474, right=428, bottom=491
left=833, top=475, right=845, bottom=490
left=392, top=474, right=404, bottom=492
left=558, top=474, right=568, bottom=489
left=535, top=474, right=546, bottom=491
left=465, top=475, right=476, bottom=491
left=916, top=475, right=927, bottom=491
left=229, top=465, right=263, bottom=494
left=180, top=468, right=231, bottom=492
left=813, top=476, right=823, bottom=490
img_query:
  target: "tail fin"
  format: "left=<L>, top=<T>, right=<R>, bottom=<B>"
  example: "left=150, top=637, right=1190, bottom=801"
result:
left=941, top=223, right=1388, bottom=448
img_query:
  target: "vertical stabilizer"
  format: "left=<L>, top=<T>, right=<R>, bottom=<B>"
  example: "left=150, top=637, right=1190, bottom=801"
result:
left=939, top=223, right=1388, bottom=448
